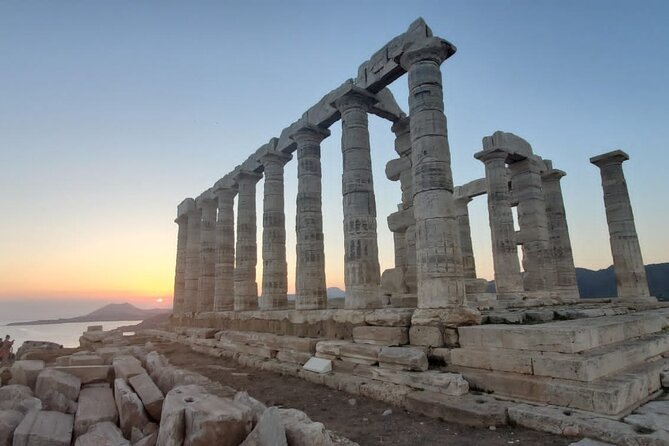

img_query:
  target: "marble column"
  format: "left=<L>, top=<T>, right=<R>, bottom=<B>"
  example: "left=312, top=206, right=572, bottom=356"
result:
left=291, top=123, right=330, bottom=310
left=399, top=38, right=465, bottom=308
left=213, top=186, right=237, bottom=311
left=542, top=168, right=579, bottom=298
left=234, top=170, right=263, bottom=311
left=509, top=156, right=557, bottom=291
left=474, top=149, right=523, bottom=294
left=333, top=88, right=382, bottom=309
left=590, top=150, right=650, bottom=298
left=197, top=198, right=217, bottom=312
left=183, top=206, right=202, bottom=313
left=259, top=151, right=292, bottom=310
left=172, top=200, right=193, bottom=315
left=454, top=197, right=476, bottom=279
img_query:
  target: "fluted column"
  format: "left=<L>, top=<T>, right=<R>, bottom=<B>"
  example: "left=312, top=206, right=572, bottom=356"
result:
left=509, top=156, right=557, bottom=292
left=173, top=199, right=194, bottom=315
left=399, top=38, right=465, bottom=309
left=474, top=149, right=523, bottom=294
left=213, top=186, right=237, bottom=311
left=234, top=170, right=263, bottom=311
left=183, top=206, right=202, bottom=313
left=333, top=88, right=382, bottom=309
left=590, top=150, right=650, bottom=298
left=259, top=151, right=292, bottom=310
left=455, top=197, right=476, bottom=279
left=197, top=198, right=217, bottom=312
left=291, top=123, right=330, bottom=310
left=542, top=168, right=579, bottom=298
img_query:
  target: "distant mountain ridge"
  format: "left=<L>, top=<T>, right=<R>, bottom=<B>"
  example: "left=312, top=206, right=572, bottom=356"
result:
left=8, top=302, right=170, bottom=326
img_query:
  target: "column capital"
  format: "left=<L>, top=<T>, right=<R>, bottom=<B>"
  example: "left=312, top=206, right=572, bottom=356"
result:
left=474, top=148, right=511, bottom=164
left=590, top=149, right=629, bottom=168
left=542, top=169, right=566, bottom=182
left=331, top=86, right=377, bottom=112
left=213, top=185, right=237, bottom=202
left=391, top=116, right=410, bottom=137
left=176, top=198, right=195, bottom=220
left=234, top=169, right=263, bottom=184
left=399, top=37, right=456, bottom=70
left=259, top=150, right=292, bottom=167
left=290, top=122, right=331, bottom=145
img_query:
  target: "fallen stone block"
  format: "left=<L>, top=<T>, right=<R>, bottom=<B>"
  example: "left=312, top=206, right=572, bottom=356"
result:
left=74, top=386, right=118, bottom=437
left=15, top=342, right=62, bottom=361
left=233, top=391, right=267, bottom=425
left=278, top=408, right=332, bottom=446
left=303, top=358, right=332, bottom=374
left=240, top=406, right=287, bottom=446
left=114, top=378, right=150, bottom=438
left=352, top=326, right=408, bottom=346
left=157, top=384, right=252, bottom=446
left=35, top=368, right=81, bottom=402
left=54, top=356, right=71, bottom=367
left=404, top=391, right=508, bottom=427
left=153, top=366, right=210, bottom=395
left=0, top=409, right=23, bottom=446
left=378, top=347, right=428, bottom=371
left=69, top=354, right=104, bottom=367
left=51, top=365, right=112, bottom=385
left=0, top=385, right=42, bottom=414
left=113, top=355, right=145, bottom=381
left=409, top=326, right=443, bottom=347
left=9, top=361, right=45, bottom=391
left=276, top=349, right=312, bottom=365
left=95, top=347, right=130, bottom=365
left=12, top=410, right=73, bottom=446
left=145, top=351, right=168, bottom=376
left=128, top=373, right=164, bottom=421
left=74, top=421, right=130, bottom=446
left=133, top=431, right=157, bottom=446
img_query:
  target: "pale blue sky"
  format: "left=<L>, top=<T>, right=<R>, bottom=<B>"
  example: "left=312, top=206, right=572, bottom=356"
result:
left=1, top=0, right=667, bottom=303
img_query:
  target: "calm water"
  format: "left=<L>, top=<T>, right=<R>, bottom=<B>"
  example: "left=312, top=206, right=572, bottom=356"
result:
left=0, top=320, right=141, bottom=349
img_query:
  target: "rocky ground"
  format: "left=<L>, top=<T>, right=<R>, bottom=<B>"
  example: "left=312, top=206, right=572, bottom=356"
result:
left=151, top=339, right=571, bottom=445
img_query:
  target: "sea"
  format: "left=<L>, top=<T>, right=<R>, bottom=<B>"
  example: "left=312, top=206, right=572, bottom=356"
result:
left=0, top=320, right=142, bottom=349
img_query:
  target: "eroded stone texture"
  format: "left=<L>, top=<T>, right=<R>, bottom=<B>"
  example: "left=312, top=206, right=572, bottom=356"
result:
left=114, top=378, right=150, bottom=439
left=454, top=196, right=476, bottom=279
left=213, top=186, right=237, bottom=311
left=197, top=198, right=217, bottom=312
left=74, top=386, right=118, bottom=437
left=173, top=198, right=194, bottom=315
left=13, top=411, right=74, bottom=446
left=399, top=37, right=465, bottom=309
left=474, top=148, right=523, bottom=295
left=234, top=170, right=263, bottom=311
left=259, top=151, right=292, bottom=310
left=590, top=150, right=650, bottom=298
left=184, top=206, right=202, bottom=313
left=291, top=123, right=330, bottom=310
left=333, top=87, right=382, bottom=309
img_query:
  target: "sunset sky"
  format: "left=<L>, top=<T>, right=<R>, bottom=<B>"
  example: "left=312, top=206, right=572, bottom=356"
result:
left=1, top=0, right=668, bottom=311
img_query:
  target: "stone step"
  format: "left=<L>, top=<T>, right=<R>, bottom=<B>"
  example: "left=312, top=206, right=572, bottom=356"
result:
left=458, top=311, right=667, bottom=353
left=451, top=331, right=669, bottom=382
left=450, top=357, right=666, bottom=416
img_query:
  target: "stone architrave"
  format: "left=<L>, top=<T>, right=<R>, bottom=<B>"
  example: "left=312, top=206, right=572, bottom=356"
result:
left=474, top=149, right=523, bottom=294
left=290, top=123, right=330, bottom=310
left=454, top=197, right=476, bottom=279
left=183, top=206, right=202, bottom=313
left=509, top=156, right=557, bottom=292
left=590, top=150, right=650, bottom=298
left=197, top=197, right=217, bottom=312
left=259, top=151, right=292, bottom=310
left=399, top=37, right=466, bottom=309
left=542, top=167, right=579, bottom=298
left=213, top=186, right=237, bottom=311
left=234, top=170, right=263, bottom=311
left=333, top=87, right=382, bottom=309
left=173, top=199, right=194, bottom=315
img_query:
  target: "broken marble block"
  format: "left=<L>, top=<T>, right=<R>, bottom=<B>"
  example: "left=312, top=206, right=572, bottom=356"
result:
left=12, top=410, right=73, bottom=446
left=114, top=378, right=150, bottom=438
left=35, top=369, right=81, bottom=413
left=0, top=385, right=42, bottom=414
left=0, top=409, right=24, bottom=446
left=74, top=386, right=118, bottom=437
left=128, top=373, right=164, bottom=421
left=240, top=406, right=287, bottom=446
left=378, top=346, right=428, bottom=371
left=112, top=355, right=145, bottom=381
left=74, top=421, right=130, bottom=446
left=278, top=408, right=332, bottom=446
left=9, top=361, right=45, bottom=391
left=302, top=358, right=332, bottom=374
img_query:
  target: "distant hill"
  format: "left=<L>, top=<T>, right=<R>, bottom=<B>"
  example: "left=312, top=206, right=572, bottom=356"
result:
left=485, top=263, right=669, bottom=300
left=8, top=302, right=171, bottom=326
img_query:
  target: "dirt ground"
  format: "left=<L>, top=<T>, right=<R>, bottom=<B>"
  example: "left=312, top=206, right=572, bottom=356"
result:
left=151, top=340, right=573, bottom=446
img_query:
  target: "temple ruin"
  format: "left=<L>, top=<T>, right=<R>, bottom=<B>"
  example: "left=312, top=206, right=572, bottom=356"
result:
left=163, top=18, right=669, bottom=444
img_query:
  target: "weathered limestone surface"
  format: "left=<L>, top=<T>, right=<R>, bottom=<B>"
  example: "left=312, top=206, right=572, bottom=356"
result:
left=114, top=378, right=150, bottom=438
left=128, top=373, right=164, bottom=421
left=183, top=206, right=202, bottom=313
left=0, top=385, right=41, bottom=414
left=378, top=347, right=428, bottom=371
left=291, top=123, right=330, bottom=310
left=352, top=326, right=408, bottom=346
left=454, top=196, right=476, bottom=279
left=172, top=199, right=193, bottom=315
left=213, top=186, right=237, bottom=311
left=9, top=361, right=45, bottom=391
left=333, top=87, right=382, bottom=310
left=0, top=409, right=23, bottom=446
left=74, top=421, right=130, bottom=446
left=74, top=387, right=118, bottom=437
left=234, top=170, right=263, bottom=311
left=35, top=369, right=81, bottom=410
left=112, top=355, right=145, bottom=381
left=590, top=150, right=650, bottom=298
left=278, top=408, right=332, bottom=446
left=197, top=198, right=217, bottom=312
left=404, top=391, right=508, bottom=427
left=240, top=406, right=287, bottom=446
left=50, top=366, right=112, bottom=385
left=259, top=151, right=292, bottom=310
left=13, top=411, right=73, bottom=446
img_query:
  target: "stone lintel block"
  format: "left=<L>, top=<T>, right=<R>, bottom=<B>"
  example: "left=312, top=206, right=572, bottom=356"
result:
left=404, top=391, right=508, bottom=428
left=352, top=326, right=408, bottom=346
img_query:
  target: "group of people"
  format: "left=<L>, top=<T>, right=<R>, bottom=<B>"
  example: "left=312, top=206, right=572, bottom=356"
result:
left=0, top=335, right=14, bottom=363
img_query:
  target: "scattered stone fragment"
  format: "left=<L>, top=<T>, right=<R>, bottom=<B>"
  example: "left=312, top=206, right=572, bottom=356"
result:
left=9, top=361, right=45, bottom=391
left=128, top=373, right=164, bottom=421
left=113, top=378, right=150, bottom=438
left=112, top=355, right=145, bottom=381
left=74, top=386, right=118, bottom=437
left=303, top=358, right=332, bottom=374
left=240, top=407, right=287, bottom=446
left=278, top=409, right=332, bottom=446
left=233, top=391, right=267, bottom=425
left=35, top=369, right=81, bottom=402
left=0, top=385, right=42, bottom=414
left=74, top=421, right=130, bottom=446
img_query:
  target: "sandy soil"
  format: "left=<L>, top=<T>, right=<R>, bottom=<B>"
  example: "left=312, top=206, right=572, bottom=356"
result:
left=152, top=341, right=573, bottom=446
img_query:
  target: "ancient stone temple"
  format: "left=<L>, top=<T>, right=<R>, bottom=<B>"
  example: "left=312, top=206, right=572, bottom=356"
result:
left=163, top=19, right=669, bottom=445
